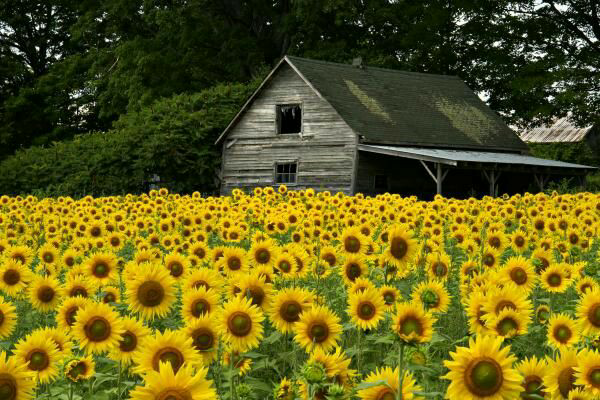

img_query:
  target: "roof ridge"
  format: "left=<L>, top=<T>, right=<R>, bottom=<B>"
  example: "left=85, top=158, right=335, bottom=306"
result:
left=285, top=55, right=460, bottom=80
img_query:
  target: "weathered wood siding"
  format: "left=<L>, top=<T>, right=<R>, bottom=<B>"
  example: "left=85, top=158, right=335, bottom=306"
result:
left=220, top=63, right=357, bottom=194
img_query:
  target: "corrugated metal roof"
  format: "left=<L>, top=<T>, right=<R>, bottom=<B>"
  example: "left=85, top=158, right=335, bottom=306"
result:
left=358, top=144, right=595, bottom=169
left=520, top=117, right=594, bottom=143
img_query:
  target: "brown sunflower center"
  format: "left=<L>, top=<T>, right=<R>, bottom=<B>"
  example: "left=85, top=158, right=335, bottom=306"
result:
left=420, top=290, right=439, bottom=309
left=67, top=362, right=87, bottom=380
left=588, top=304, right=600, bottom=327
left=227, top=312, right=252, bottom=337
left=92, top=262, right=109, bottom=278
left=137, top=281, right=165, bottom=307
left=255, top=249, right=270, bottom=264
left=84, top=316, right=111, bottom=342
left=26, top=350, right=49, bottom=371
left=2, top=270, right=19, bottom=286
left=465, top=358, right=503, bottom=397
left=515, top=236, right=525, bottom=247
left=65, top=306, right=79, bottom=326
left=37, top=286, right=55, bottom=303
left=489, top=237, right=501, bottom=248
left=152, top=347, right=185, bottom=373
left=358, top=301, right=376, bottom=320
left=344, top=236, right=361, bottom=253
left=192, top=328, right=214, bottom=351
left=432, top=262, right=447, bottom=277
left=557, top=367, right=575, bottom=398
left=0, top=373, right=17, bottom=400
left=495, top=300, right=516, bottom=314
left=399, top=316, right=423, bottom=337
left=375, top=389, right=396, bottom=400
left=156, top=389, right=192, bottom=400
left=523, top=376, right=543, bottom=394
left=390, top=237, right=408, bottom=260
left=309, top=322, right=329, bottom=343
left=345, top=263, right=361, bottom=281
left=483, top=255, right=495, bottom=267
left=192, top=280, right=209, bottom=290
left=537, top=309, right=550, bottom=323
left=383, top=292, right=395, bottom=305
left=119, top=331, right=138, bottom=352
left=322, top=254, right=335, bottom=267
left=588, top=367, right=600, bottom=388
left=103, top=292, right=117, bottom=303
left=90, top=227, right=101, bottom=237
left=168, top=262, right=183, bottom=277
left=191, top=299, right=210, bottom=317
left=279, top=301, right=301, bottom=323
left=547, top=273, right=562, bottom=287
left=70, top=286, right=88, bottom=298
left=278, top=260, right=291, bottom=273
left=569, top=233, right=579, bottom=245
left=246, top=285, right=265, bottom=307
left=553, top=324, right=572, bottom=343
left=0, top=311, right=4, bottom=327
left=510, top=268, right=527, bottom=285
left=496, top=317, right=518, bottom=336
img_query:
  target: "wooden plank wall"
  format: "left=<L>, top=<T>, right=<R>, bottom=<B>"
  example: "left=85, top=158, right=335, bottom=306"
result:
left=220, top=63, right=357, bottom=195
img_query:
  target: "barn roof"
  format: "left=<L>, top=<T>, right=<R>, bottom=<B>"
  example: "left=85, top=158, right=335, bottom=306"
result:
left=217, top=56, right=528, bottom=152
left=520, top=116, right=594, bottom=143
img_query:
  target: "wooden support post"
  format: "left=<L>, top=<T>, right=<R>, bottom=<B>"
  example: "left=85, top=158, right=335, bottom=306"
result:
left=420, top=161, right=449, bottom=195
left=534, top=174, right=548, bottom=192
left=483, top=169, right=501, bottom=197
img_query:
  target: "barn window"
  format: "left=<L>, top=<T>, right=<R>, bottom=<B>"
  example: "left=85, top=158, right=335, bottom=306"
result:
left=275, top=162, right=297, bottom=184
left=374, top=175, right=388, bottom=192
left=276, top=104, right=302, bottom=134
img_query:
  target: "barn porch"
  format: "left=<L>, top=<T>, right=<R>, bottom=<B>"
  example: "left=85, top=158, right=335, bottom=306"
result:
left=355, top=144, right=594, bottom=199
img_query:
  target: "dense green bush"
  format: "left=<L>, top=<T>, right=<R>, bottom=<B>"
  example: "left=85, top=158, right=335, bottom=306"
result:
left=0, top=80, right=259, bottom=197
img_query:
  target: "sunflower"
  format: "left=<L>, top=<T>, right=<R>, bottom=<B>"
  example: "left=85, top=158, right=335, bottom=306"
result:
left=101, top=286, right=119, bottom=304
left=466, top=291, right=491, bottom=335
left=293, top=305, right=342, bottom=353
left=574, top=349, right=600, bottom=397
left=380, top=285, right=401, bottom=311
left=392, top=302, right=436, bottom=344
left=500, top=256, right=536, bottom=292
left=319, top=246, right=339, bottom=268
left=65, top=355, right=95, bottom=382
left=28, top=275, right=61, bottom=312
left=426, top=252, right=451, bottom=281
left=189, top=242, right=209, bottom=263
left=481, top=247, right=501, bottom=270
left=340, top=255, right=368, bottom=286
left=577, top=288, right=600, bottom=337
left=181, top=287, right=220, bottom=323
left=126, top=262, right=176, bottom=320
left=536, top=305, right=551, bottom=324
left=486, top=230, right=507, bottom=252
left=340, top=227, right=368, bottom=255
left=510, top=230, right=529, bottom=253
left=309, top=347, right=355, bottom=386
left=164, top=252, right=188, bottom=280
left=6, top=245, right=33, bottom=266
left=481, top=285, right=532, bottom=316
left=0, top=258, right=31, bottom=296
left=541, top=264, right=571, bottom=293
left=108, top=317, right=150, bottom=365
left=548, top=313, right=580, bottom=351
left=236, top=272, right=273, bottom=310
left=268, top=287, right=313, bottom=334
left=83, top=252, right=118, bottom=286
left=57, top=296, right=90, bottom=332
left=183, top=267, right=223, bottom=292
left=133, top=329, right=202, bottom=375
left=128, top=361, right=216, bottom=400
left=72, top=301, right=124, bottom=355
left=217, top=296, right=264, bottom=353
left=0, top=297, right=17, bottom=339
left=576, top=276, right=598, bottom=295
left=516, top=356, right=548, bottom=399
left=381, top=225, right=417, bottom=269
left=0, top=351, right=36, bottom=399
left=13, top=330, right=60, bottom=383
left=63, top=274, right=97, bottom=298
left=249, top=240, right=277, bottom=268
left=543, top=348, right=580, bottom=400
left=412, top=280, right=450, bottom=313
left=223, top=349, right=253, bottom=376
left=348, top=287, right=385, bottom=330
left=357, top=366, right=422, bottom=400
left=38, top=244, right=59, bottom=268
left=185, top=315, right=219, bottom=365
left=273, top=253, right=297, bottom=278
left=443, top=335, right=522, bottom=399
left=41, top=327, right=72, bottom=360
left=484, top=308, right=530, bottom=339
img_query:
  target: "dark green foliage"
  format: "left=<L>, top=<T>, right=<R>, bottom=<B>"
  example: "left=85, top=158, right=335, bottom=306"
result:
left=529, top=141, right=600, bottom=167
left=0, top=80, right=259, bottom=196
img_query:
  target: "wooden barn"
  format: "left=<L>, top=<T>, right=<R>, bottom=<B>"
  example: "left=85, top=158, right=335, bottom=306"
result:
left=216, top=56, right=594, bottom=198
left=520, top=116, right=598, bottom=146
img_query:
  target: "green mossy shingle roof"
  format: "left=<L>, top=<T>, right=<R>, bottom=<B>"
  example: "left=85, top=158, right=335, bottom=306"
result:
left=286, top=56, right=528, bottom=152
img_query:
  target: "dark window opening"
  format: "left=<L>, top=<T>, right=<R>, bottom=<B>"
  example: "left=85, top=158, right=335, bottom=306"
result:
left=277, top=104, right=302, bottom=134
left=374, top=175, right=388, bottom=192
left=276, top=162, right=297, bottom=184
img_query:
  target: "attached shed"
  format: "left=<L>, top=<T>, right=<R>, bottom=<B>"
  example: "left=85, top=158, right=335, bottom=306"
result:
left=216, top=56, right=594, bottom=198
left=520, top=117, right=597, bottom=145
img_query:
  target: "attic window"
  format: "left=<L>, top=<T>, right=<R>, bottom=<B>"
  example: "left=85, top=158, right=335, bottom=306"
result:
left=277, top=104, right=302, bottom=134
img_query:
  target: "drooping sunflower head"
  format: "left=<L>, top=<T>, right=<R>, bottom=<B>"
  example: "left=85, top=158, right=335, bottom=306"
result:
left=392, top=302, right=436, bottom=344
left=293, top=305, right=342, bottom=353
left=443, top=335, right=522, bottom=399
left=65, top=356, right=95, bottom=382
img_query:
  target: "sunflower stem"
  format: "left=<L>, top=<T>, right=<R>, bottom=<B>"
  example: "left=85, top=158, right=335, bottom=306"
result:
left=117, top=361, right=122, bottom=400
left=397, top=342, right=405, bottom=400
left=357, top=328, right=362, bottom=374
left=68, top=382, right=74, bottom=400
left=229, top=351, right=235, bottom=400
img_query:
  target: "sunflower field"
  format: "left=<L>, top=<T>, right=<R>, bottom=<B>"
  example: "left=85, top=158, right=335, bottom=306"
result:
left=1, top=187, right=600, bottom=399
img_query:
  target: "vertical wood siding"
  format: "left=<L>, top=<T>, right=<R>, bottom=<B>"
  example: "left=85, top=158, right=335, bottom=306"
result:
left=220, top=64, right=357, bottom=194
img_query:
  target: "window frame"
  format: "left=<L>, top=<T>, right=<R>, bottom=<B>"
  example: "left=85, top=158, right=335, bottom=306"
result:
left=275, top=103, right=303, bottom=135
left=274, top=160, right=299, bottom=186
